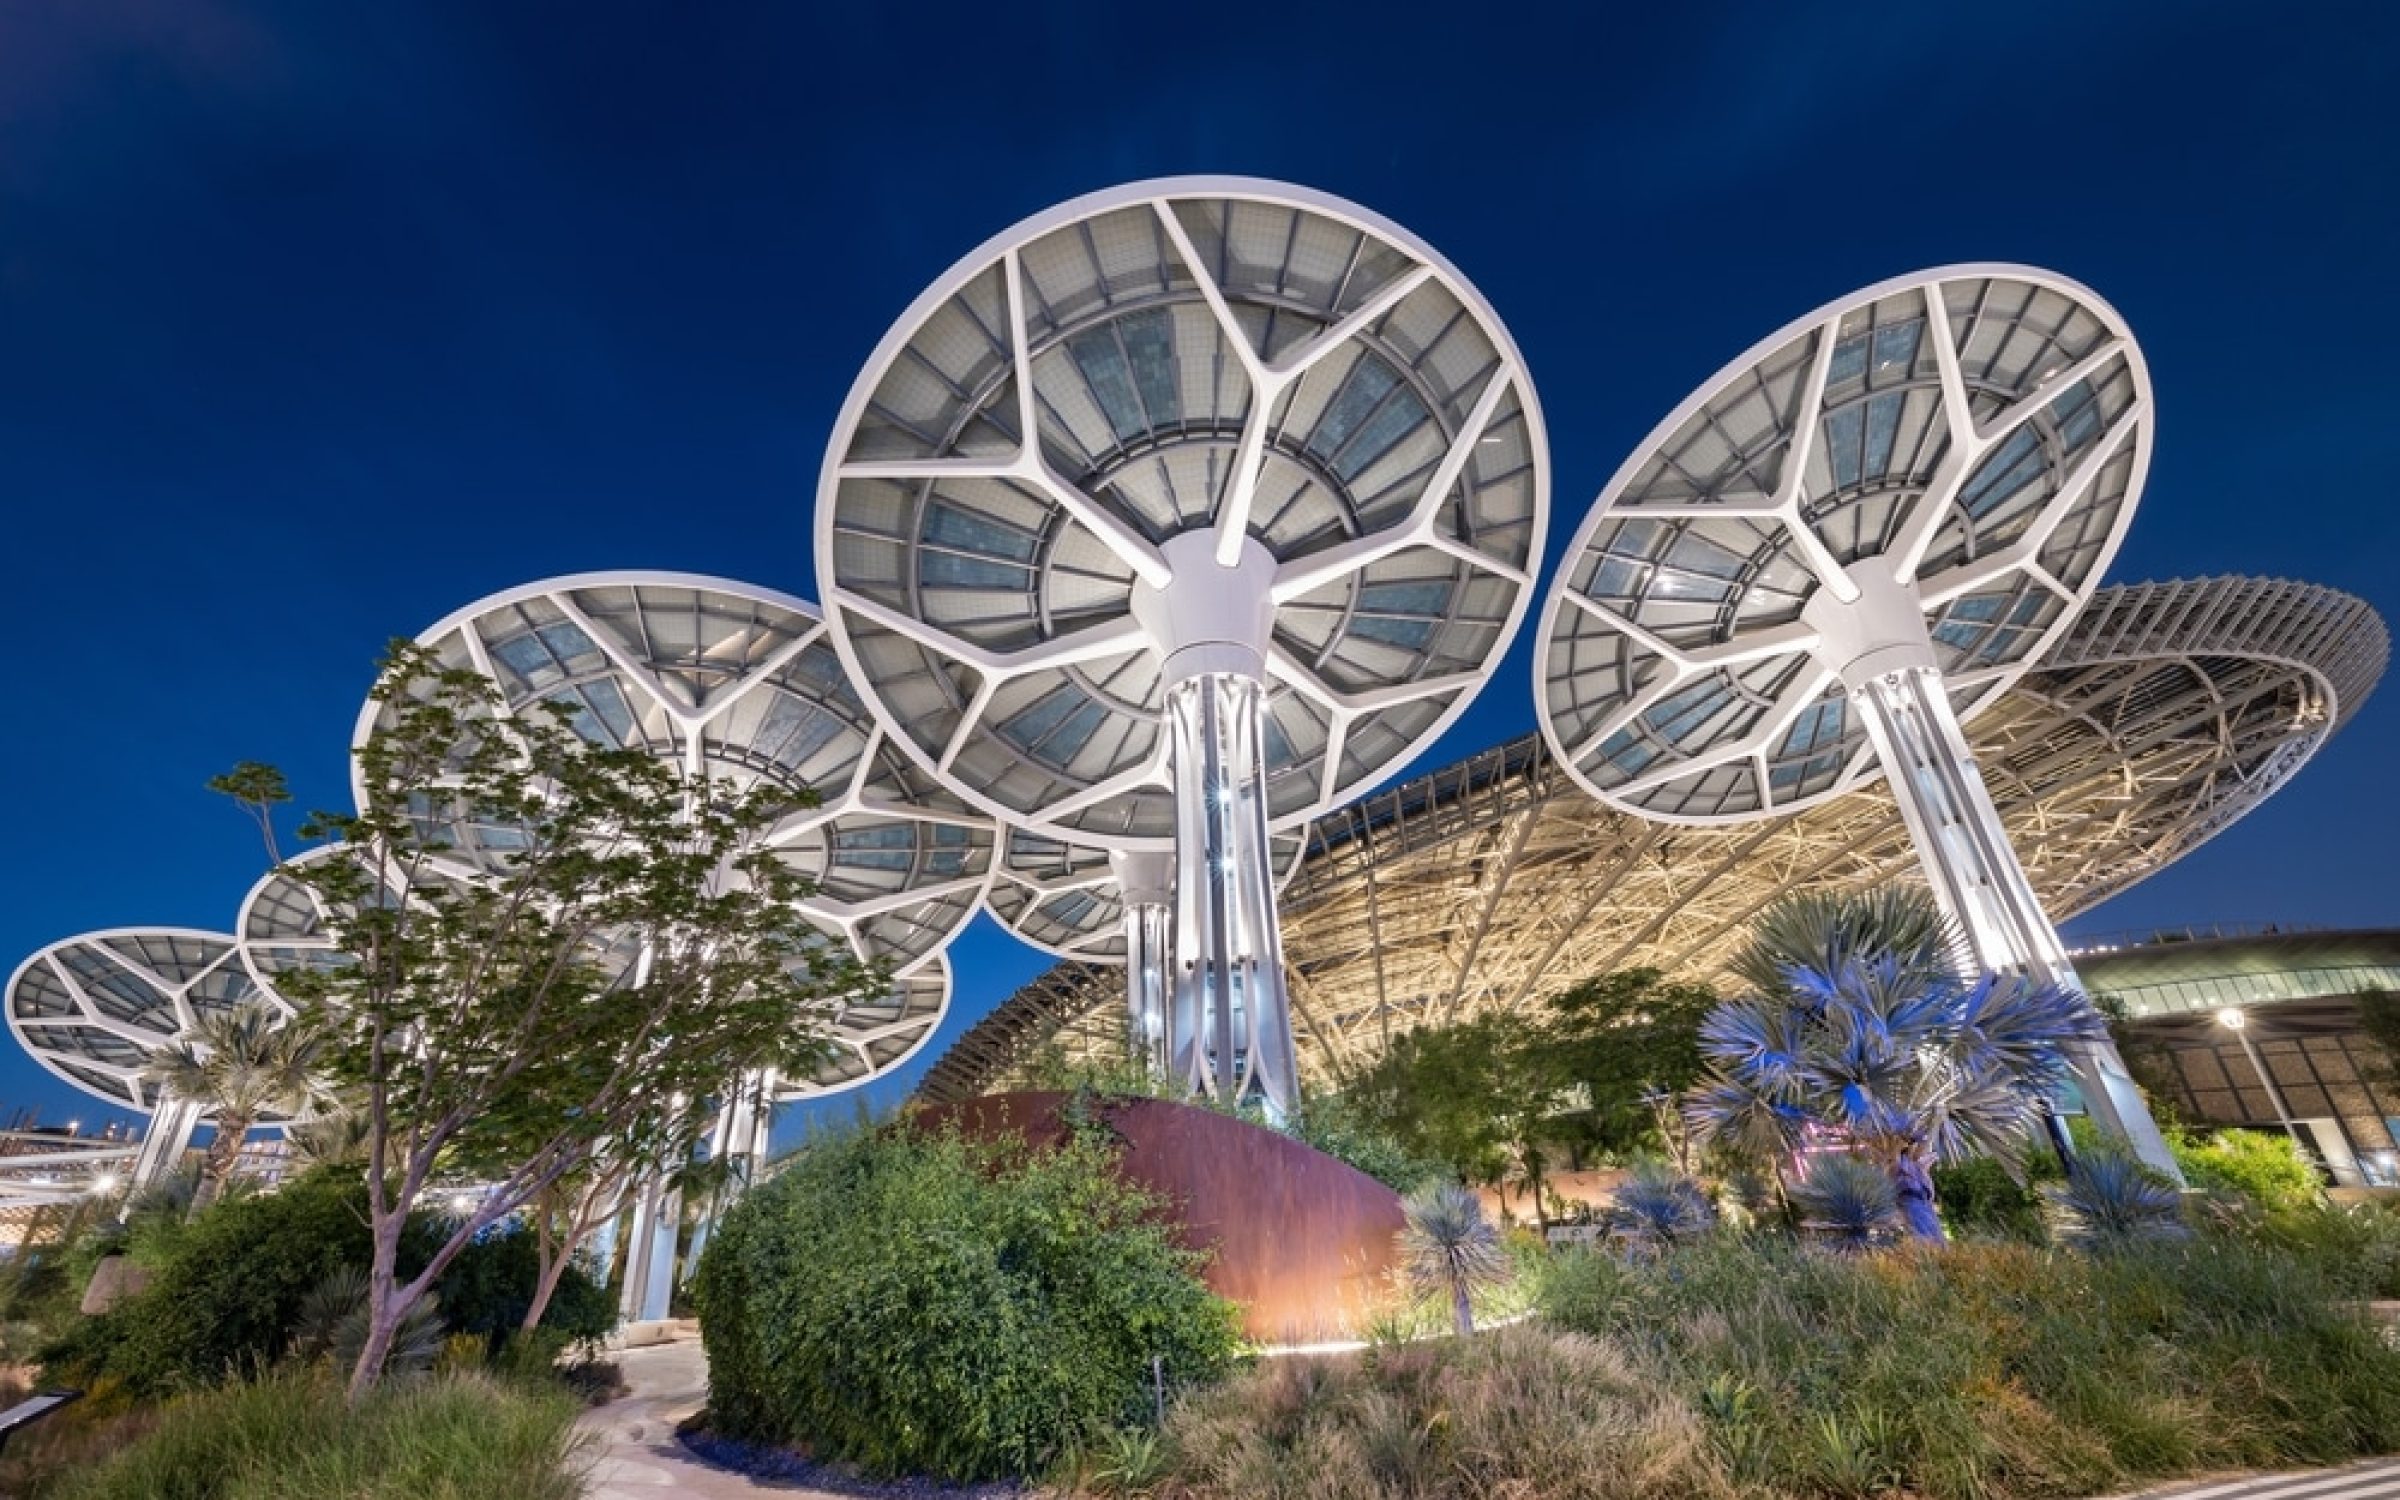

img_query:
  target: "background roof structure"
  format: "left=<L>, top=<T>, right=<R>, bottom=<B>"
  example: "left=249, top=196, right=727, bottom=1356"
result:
left=919, top=573, right=2387, bottom=1100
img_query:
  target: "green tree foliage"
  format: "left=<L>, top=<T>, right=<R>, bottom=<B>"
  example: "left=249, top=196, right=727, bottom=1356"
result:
left=226, top=642, right=870, bottom=1398
left=1345, top=1011, right=1567, bottom=1225
left=1289, top=1092, right=1444, bottom=1194
left=693, top=1124, right=1240, bottom=1483
left=1544, top=968, right=1717, bottom=1157
left=1687, top=890, right=2105, bottom=1240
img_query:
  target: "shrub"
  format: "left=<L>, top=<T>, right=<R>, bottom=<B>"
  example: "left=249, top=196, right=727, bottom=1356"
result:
left=1932, top=1154, right=2050, bottom=1241
left=44, top=1367, right=586, bottom=1500
left=42, top=1168, right=613, bottom=1393
left=2172, top=1127, right=2324, bottom=1212
left=2044, top=1153, right=2190, bottom=1249
left=1156, top=1322, right=1724, bottom=1500
left=1608, top=1158, right=1717, bottom=1256
left=42, top=1166, right=375, bottom=1393
left=693, top=1124, right=1240, bottom=1482
left=1790, top=1153, right=1902, bottom=1252
left=433, top=1226, right=614, bottom=1351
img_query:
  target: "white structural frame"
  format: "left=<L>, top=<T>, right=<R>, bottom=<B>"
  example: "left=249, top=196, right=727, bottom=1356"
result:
left=818, top=178, right=1550, bottom=1115
left=1538, top=264, right=2176, bottom=1174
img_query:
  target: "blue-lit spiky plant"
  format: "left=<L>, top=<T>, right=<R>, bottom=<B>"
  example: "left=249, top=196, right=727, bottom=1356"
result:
left=1399, top=1182, right=1510, bottom=1336
left=1790, top=1152, right=1903, bottom=1253
left=1607, top=1158, right=1717, bottom=1257
left=1685, top=889, right=2106, bottom=1241
left=2045, top=1151, right=2190, bottom=1249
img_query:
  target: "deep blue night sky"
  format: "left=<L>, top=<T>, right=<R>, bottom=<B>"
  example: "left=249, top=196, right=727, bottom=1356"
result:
left=4, top=2, right=2396, bottom=1144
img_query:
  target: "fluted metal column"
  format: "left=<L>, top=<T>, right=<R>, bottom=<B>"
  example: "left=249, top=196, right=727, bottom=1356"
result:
left=1165, top=673, right=1297, bottom=1117
left=1848, top=662, right=2178, bottom=1180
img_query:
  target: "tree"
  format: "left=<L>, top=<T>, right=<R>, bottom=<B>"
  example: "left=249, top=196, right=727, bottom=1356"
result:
left=1346, top=1011, right=1566, bottom=1226
left=230, top=642, right=867, bottom=1401
left=1685, top=889, right=2105, bottom=1241
left=143, top=999, right=327, bottom=1216
left=1543, top=968, right=1716, bottom=1158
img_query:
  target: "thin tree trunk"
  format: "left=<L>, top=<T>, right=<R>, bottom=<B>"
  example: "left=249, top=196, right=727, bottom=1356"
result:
left=189, top=1113, right=251, bottom=1218
left=348, top=1226, right=404, bottom=1404
left=1451, top=1277, right=1475, bottom=1337
left=1892, top=1151, right=1946, bottom=1242
left=521, top=1229, right=583, bottom=1333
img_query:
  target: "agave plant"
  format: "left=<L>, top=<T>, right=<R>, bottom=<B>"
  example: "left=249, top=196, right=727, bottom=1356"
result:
left=1398, top=1182, right=1509, bottom=1336
left=1606, top=1158, right=1716, bottom=1257
left=291, top=1265, right=448, bottom=1376
left=1790, top=1153, right=1903, bottom=1252
left=1686, top=890, right=2105, bottom=1241
left=2045, top=1151, right=2190, bottom=1249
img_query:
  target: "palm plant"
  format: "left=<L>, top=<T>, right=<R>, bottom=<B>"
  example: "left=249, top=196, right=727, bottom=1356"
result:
left=2045, top=1151, right=2190, bottom=1249
left=1606, top=1158, right=1716, bottom=1257
left=1790, top=1152, right=1904, bottom=1252
left=1397, top=1182, right=1509, bottom=1336
left=1686, top=890, right=2105, bottom=1241
left=144, top=1000, right=326, bottom=1216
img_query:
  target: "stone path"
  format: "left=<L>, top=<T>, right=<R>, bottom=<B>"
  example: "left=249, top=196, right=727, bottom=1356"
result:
left=577, top=1337, right=847, bottom=1499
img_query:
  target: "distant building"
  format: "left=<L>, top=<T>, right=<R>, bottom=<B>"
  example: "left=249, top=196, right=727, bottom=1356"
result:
left=2080, top=927, right=2400, bottom=1187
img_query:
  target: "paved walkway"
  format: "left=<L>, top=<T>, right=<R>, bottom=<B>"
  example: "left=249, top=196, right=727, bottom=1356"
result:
left=578, top=1337, right=847, bottom=1499
left=2123, top=1459, right=2400, bottom=1500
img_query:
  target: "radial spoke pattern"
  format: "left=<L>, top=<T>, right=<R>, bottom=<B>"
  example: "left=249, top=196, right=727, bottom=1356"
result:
left=1542, top=269, right=2150, bottom=821
left=821, top=180, right=1547, bottom=846
left=922, top=577, right=2388, bottom=1101
left=6, top=930, right=290, bottom=1114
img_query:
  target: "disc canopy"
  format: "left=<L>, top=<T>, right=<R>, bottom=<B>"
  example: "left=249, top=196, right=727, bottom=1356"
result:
left=1539, top=263, right=2178, bottom=1178
left=985, top=825, right=1307, bottom=964
left=5, top=929, right=292, bottom=1116
left=1539, top=266, right=2149, bottom=824
left=817, top=177, right=1547, bottom=847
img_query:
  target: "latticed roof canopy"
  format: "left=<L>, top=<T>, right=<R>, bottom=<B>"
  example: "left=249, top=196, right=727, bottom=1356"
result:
left=359, top=573, right=995, bottom=982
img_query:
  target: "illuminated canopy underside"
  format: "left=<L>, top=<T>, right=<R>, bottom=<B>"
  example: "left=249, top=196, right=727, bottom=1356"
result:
left=1542, top=269, right=2146, bottom=822
left=821, top=180, right=1545, bottom=846
left=5, top=929, right=294, bottom=1116
left=921, top=575, right=2387, bottom=1100
left=984, top=825, right=1306, bottom=962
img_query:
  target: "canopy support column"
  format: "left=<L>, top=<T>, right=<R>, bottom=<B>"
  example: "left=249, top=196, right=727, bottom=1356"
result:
left=1848, top=660, right=2179, bottom=1180
left=1166, top=672, right=1297, bottom=1118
